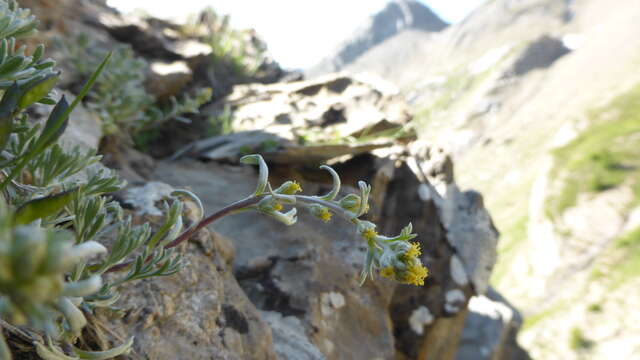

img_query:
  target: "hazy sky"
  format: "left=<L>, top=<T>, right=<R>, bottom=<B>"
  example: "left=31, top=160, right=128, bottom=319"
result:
left=107, top=0, right=486, bottom=69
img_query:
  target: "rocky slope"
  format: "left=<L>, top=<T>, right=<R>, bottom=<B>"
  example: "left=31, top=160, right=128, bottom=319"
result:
left=307, top=0, right=640, bottom=359
left=0, top=1, right=529, bottom=359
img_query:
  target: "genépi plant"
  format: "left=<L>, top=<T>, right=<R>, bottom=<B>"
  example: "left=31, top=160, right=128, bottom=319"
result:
left=59, top=33, right=212, bottom=144
left=165, top=154, right=429, bottom=287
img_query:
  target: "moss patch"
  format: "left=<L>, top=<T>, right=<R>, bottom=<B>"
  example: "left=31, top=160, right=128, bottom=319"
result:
left=546, top=83, right=640, bottom=219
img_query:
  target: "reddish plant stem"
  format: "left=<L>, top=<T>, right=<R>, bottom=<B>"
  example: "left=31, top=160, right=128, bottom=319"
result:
left=105, top=196, right=261, bottom=273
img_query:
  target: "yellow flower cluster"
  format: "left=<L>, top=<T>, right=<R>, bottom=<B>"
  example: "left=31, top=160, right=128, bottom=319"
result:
left=405, top=242, right=422, bottom=259
left=379, top=242, right=428, bottom=286
left=240, top=155, right=428, bottom=287
left=401, top=260, right=429, bottom=286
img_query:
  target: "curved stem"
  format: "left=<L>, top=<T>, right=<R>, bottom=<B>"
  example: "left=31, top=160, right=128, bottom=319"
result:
left=295, top=195, right=355, bottom=221
left=105, top=194, right=358, bottom=274
left=104, top=196, right=261, bottom=273
left=164, top=196, right=261, bottom=249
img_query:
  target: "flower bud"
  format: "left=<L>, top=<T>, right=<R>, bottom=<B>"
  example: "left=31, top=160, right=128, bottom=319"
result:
left=339, top=194, right=361, bottom=214
left=274, top=180, right=302, bottom=195
left=269, top=208, right=298, bottom=226
left=257, top=196, right=283, bottom=213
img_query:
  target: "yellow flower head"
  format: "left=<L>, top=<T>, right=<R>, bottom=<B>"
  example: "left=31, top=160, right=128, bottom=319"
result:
left=380, top=266, right=395, bottom=279
left=273, top=202, right=283, bottom=212
left=362, top=228, right=378, bottom=241
left=405, top=242, right=421, bottom=259
left=400, top=261, right=428, bottom=286
left=318, top=207, right=332, bottom=223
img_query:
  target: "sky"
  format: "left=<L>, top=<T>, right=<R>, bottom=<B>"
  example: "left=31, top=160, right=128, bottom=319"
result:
left=107, top=0, right=486, bottom=69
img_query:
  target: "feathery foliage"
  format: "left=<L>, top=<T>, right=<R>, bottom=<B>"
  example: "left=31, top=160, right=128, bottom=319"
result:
left=59, top=34, right=212, bottom=138
left=0, top=2, right=188, bottom=358
left=182, top=7, right=267, bottom=77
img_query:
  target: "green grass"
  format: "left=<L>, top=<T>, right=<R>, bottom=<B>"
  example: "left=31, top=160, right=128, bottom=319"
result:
left=588, top=226, right=640, bottom=290
left=569, top=327, right=594, bottom=351
left=587, top=303, right=602, bottom=313
left=546, top=83, right=640, bottom=219
left=610, top=227, right=640, bottom=287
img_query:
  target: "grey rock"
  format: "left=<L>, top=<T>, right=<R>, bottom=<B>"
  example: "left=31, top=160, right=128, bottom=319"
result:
left=201, top=73, right=412, bottom=146
left=94, top=13, right=183, bottom=61
left=507, top=35, right=571, bottom=77
left=450, top=255, right=470, bottom=286
left=261, top=311, right=326, bottom=360
left=457, top=288, right=530, bottom=360
left=409, top=306, right=435, bottom=335
left=444, top=187, right=498, bottom=295
left=123, top=182, right=175, bottom=216
left=146, top=60, right=193, bottom=100
left=57, top=91, right=102, bottom=151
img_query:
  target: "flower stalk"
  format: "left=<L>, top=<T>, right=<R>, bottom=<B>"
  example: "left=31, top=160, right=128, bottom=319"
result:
left=108, top=154, right=429, bottom=287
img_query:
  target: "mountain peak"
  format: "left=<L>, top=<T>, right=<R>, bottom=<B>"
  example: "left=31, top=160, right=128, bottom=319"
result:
left=307, top=0, right=447, bottom=75
left=386, top=0, right=449, bottom=31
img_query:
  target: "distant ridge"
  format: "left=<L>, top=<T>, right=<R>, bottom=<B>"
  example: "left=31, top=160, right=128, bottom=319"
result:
left=307, top=0, right=447, bottom=76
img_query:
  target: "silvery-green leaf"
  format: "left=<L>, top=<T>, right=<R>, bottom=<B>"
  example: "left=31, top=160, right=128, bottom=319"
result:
left=147, top=200, right=183, bottom=249
left=240, top=154, right=269, bottom=195
left=10, top=225, right=46, bottom=280
left=34, top=58, right=56, bottom=70
left=36, top=339, right=79, bottom=360
left=33, top=94, right=69, bottom=151
left=61, top=241, right=107, bottom=270
left=55, top=297, right=86, bottom=335
left=0, top=55, right=25, bottom=76
left=18, top=72, right=58, bottom=110
left=0, top=81, right=19, bottom=152
left=0, top=332, right=11, bottom=360
left=31, top=43, right=44, bottom=62
left=14, top=188, right=77, bottom=225
left=62, top=275, right=102, bottom=297
left=72, top=337, right=134, bottom=360
left=357, top=181, right=371, bottom=217
left=318, top=165, right=341, bottom=201
left=39, top=230, right=73, bottom=273
left=171, top=189, right=204, bottom=223
left=0, top=39, right=7, bottom=63
left=37, top=96, right=56, bottom=105
left=269, top=208, right=297, bottom=226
